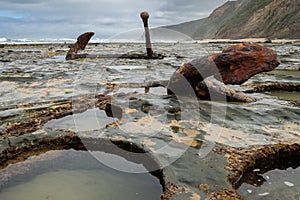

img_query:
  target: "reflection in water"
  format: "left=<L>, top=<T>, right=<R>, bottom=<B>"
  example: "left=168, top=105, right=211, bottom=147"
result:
left=44, top=109, right=118, bottom=132
left=0, top=150, right=163, bottom=200
left=238, top=167, right=300, bottom=200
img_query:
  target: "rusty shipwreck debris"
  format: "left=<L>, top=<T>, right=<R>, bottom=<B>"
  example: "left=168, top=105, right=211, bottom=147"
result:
left=140, top=11, right=153, bottom=58
left=65, top=32, right=94, bottom=60
left=168, top=43, right=280, bottom=101
left=195, top=78, right=255, bottom=102
left=213, top=43, right=280, bottom=84
left=64, top=12, right=166, bottom=60
left=170, top=43, right=280, bottom=86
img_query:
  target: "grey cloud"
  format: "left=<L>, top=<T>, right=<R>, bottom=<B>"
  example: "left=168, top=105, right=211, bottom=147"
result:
left=0, top=0, right=228, bottom=38
left=0, top=0, right=40, bottom=4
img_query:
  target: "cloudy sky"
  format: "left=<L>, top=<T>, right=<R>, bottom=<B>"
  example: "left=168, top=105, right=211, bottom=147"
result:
left=0, top=0, right=228, bottom=39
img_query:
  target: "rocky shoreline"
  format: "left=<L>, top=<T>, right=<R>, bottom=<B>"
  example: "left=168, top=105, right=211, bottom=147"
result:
left=0, top=41, right=299, bottom=199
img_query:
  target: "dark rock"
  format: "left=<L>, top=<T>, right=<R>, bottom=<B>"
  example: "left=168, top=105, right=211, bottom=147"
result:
left=245, top=83, right=300, bottom=93
left=66, top=32, right=94, bottom=60
left=264, top=38, right=272, bottom=43
left=74, top=52, right=165, bottom=59
left=119, top=52, right=163, bottom=59
left=105, top=103, right=123, bottom=119
left=0, top=59, right=11, bottom=62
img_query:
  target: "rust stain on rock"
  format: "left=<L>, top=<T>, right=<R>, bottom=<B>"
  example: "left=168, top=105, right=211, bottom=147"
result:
left=161, top=182, right=191, bottom=200
left=206, top=189, right=243, bottom=200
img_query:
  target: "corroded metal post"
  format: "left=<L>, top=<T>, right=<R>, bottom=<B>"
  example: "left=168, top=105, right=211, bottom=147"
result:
left=66, top=32, right=94, bottom=60
left=140, top=11, right=153, bottom=58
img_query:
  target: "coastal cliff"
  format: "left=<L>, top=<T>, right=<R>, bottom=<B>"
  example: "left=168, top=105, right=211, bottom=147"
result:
left=164, top=0, right=300, bottom=39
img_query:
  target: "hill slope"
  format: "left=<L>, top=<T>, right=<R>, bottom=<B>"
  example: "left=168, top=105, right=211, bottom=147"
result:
left=164, top=0, right=300, bottom=39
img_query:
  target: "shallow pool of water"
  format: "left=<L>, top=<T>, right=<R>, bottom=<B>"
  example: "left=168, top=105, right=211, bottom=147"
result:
left=44, top=108, right=118, bottom=132
left=238, top=167, right=300, bottom=200
left=0, top=149, right=163, bottom=200
left=269, top=91, right=300, bottom=103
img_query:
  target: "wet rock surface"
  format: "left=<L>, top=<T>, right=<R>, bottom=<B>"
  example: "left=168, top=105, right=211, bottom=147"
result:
left=245, top=82, right=300, bottom=93
left=0, top=94, right=111, bottom=140
left=75, top=51, right=165, bottom=59
left=0, top=42, right=299, bottom=199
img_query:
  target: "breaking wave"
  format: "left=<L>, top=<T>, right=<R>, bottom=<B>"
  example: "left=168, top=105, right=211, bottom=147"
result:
left=0, top=37, right=77, bottom=44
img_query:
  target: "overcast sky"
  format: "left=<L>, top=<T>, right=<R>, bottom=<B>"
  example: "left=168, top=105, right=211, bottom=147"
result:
left=0, top=0, right=228, bottom=39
